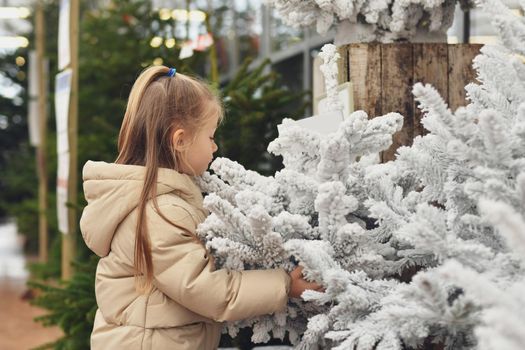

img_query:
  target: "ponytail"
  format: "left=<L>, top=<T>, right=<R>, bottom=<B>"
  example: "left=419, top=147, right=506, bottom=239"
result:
left=116, top=66, right=223, bottom=292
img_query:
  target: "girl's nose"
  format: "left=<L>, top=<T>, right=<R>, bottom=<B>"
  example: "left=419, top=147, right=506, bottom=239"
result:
left=212, top=141, right=218, bottom=153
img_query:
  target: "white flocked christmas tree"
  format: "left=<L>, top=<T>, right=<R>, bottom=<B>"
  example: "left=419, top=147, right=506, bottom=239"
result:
left=268, top=0, right=471, bottom=43
left=197, top=0, right=525, bottom=348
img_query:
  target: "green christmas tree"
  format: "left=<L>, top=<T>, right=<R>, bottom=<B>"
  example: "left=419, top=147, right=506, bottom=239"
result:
left=219, top=57, right=307, bottom=175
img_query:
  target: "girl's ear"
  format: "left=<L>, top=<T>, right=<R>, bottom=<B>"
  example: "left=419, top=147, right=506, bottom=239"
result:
left=172, top=128, right=187, bottom=151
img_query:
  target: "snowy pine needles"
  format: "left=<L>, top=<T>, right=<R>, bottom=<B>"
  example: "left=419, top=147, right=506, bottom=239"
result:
left=196, top=0, right=525, bottom=347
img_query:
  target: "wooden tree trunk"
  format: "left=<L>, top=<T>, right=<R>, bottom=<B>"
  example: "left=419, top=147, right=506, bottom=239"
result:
left=337, top=43, right=481, bottom=162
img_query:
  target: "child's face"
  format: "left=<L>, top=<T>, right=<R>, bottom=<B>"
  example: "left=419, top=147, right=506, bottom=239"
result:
left=179, top=113, right=219, bottom=176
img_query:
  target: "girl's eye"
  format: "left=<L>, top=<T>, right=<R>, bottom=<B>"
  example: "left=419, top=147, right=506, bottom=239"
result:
left=209, top=137, right=215, bottom=141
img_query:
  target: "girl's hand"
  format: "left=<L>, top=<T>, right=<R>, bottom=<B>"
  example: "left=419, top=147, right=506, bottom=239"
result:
left=288, top=266, right=324, bottom=298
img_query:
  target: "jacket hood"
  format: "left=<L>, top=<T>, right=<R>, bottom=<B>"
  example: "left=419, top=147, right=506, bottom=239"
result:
left=80, top=161, right=204, bottom=257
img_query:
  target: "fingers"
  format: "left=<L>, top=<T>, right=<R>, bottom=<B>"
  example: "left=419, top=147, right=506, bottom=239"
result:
left=304, top=281, right=324, bottom=292
left=313, top=284, right=324, bottom=291
left=290, top=266, right=325, bottom=293
left=293, top=266, right=303, bottom=277
left=311, top=283, right=324, bottom=291
left=289, top=266, right=304, bottom=280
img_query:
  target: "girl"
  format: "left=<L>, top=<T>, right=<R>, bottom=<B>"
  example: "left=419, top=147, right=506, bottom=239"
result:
left=80, top=66, right=321, bottom=350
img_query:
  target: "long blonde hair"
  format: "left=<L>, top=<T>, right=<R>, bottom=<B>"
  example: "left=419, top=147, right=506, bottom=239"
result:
left=116, top=66, right=222, bottom=292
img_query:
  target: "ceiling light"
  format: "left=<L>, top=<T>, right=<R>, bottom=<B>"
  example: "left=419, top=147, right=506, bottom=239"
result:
left=171, top=9, right=206, bottom=23
left=0, top=36, right=29, bottom=48
left=0, top=7, right=30, bottom=19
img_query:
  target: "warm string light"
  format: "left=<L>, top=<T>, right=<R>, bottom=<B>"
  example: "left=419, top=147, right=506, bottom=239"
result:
left=15, top=56, right=25, bottom=66
left=150, top=9, right=207, bottom=50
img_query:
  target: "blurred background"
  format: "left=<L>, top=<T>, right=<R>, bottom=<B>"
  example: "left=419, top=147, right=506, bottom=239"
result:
left=0, top=0, right=522, bottom=349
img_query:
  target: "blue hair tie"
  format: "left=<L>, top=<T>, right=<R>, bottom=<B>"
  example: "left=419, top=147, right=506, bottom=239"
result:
left=167, top=68, right=176, bottom=77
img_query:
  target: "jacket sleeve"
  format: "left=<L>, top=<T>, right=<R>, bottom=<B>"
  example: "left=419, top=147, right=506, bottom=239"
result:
left=148, top=203, right=291, bottom=322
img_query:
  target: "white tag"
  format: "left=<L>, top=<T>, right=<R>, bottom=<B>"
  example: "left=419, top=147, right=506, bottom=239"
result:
left=179, top=42, right=194, bottom=59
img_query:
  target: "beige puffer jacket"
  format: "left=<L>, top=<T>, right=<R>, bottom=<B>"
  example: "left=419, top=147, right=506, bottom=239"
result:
left=80, top=161, right=291, bottom=350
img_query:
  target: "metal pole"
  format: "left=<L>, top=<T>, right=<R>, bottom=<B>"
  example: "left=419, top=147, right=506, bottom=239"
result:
left=205, top=14, right=218, bottom=86
left=463, top=10, right=470, bottom=43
